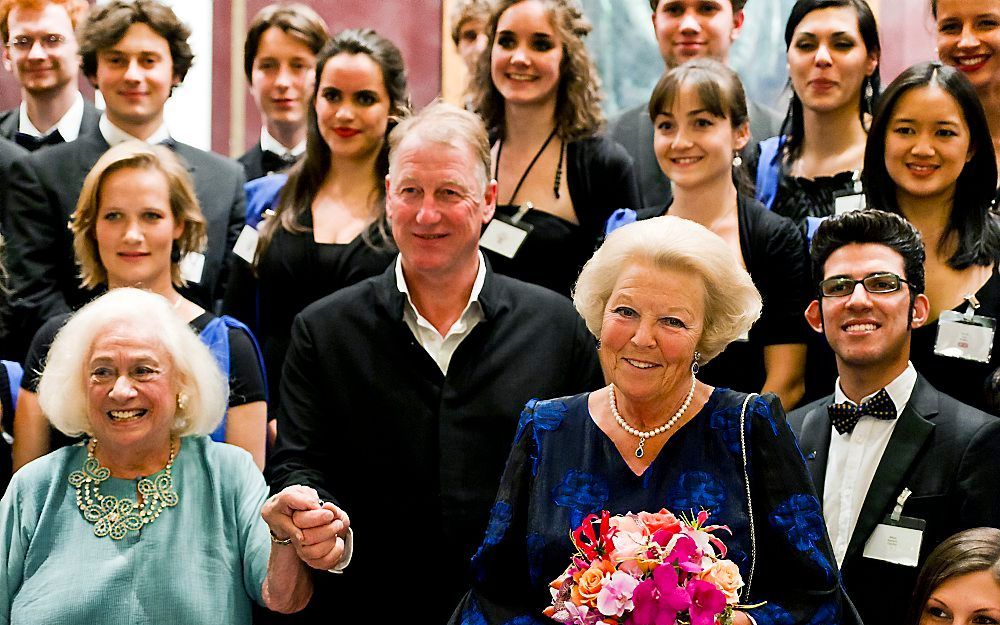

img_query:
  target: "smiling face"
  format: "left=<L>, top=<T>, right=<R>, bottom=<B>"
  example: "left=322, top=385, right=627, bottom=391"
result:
left=86, top=321, right=177, bottom=456
left=599, top=261, right=705, bottom=410
left=386, top=136, right=496, bottom=284
left=805, top=243, right=928, bottom=377
left=249, top=26, right=316, bottom=139
left=315, top=52, right=391, bottom=163
left=95, top=166, right=182, bottom=292
left=787, top=6, right=878, bottom=115
left=936, top=0, right=1000, bottom=93
left=884, top=84, right=973, bottom=207
left=3, top=2, right=79, bottom=96
left=652, top=83, right=749, bottom=190
left=920, top=570, right=1000, bottom=625
left=94, top=22, right=178, bottom=139
left=652, top=0, right=743, bottom=67
left=490, top=0, right=563, bottom=109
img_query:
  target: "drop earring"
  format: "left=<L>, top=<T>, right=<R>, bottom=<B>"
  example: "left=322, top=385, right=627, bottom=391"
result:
left=732, top=153, right=743, bottom=168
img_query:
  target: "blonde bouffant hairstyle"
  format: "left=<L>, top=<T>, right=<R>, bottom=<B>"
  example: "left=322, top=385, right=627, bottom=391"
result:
left=71, top=141, right=206, bottom=289
left=37, top=288, right=227, bottom=438
left=573, top=216, right=762, bottom=363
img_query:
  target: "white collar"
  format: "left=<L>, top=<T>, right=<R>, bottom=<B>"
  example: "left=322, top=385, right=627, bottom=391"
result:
left=395, top=251, right=487, bottom=324
left=99, top=114, right=171, bottom=147
left=260, top=126, right=306, bottom=157
left=18, top=91, right=85, bottom=141
left=834, top=362, right=917, bottom=416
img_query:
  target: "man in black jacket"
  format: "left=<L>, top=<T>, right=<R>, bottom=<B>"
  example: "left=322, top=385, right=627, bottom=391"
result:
left=0, top=0, right=100, bottom=150
left=267, top=102, right=604, bottom=623
left=610, top=0, right=781, bottom=206
left=789, top=210, right=1000, bottom=625
left=4, top=0, right=244, bottom=359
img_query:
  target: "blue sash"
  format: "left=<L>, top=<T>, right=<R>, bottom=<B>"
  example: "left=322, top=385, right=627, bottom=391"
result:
left=755, top=136, right=785, bottom=210
left=198, top=316, right=266, bottom=442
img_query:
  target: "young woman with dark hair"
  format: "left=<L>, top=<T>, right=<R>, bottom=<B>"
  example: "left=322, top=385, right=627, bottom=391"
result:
left=863, top=61, right=1000, bottom=414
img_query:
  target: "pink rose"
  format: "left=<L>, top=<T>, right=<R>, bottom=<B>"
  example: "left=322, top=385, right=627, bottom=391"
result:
left=698, top=559, right=744, bottom=603
left=637, top=509, right=681, bottom=538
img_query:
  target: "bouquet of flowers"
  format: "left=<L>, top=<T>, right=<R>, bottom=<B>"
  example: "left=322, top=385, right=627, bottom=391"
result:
left=544, top=508, right=752, bottom=625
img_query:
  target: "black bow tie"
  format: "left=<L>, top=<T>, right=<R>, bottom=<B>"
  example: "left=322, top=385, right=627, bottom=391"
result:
left=261, top=149, right=299, bottom=175
left=827, top=388, right=897, bottom=435
left=14, top=129, right=63, bottom=151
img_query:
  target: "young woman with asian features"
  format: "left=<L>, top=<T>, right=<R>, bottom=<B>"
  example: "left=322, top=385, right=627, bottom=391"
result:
left=13, top=142, right=267, bottom=471
left=606, top=59, right=810, bottom=410
left=863, top=61, right=1000, bottom=414
left=223, top=29, right=408, bottom=415
left=934, top=0, right=1000, bottom=176
left=473, top=0, right=639, bottom=297
left=756, top=0, right=880, bottom=235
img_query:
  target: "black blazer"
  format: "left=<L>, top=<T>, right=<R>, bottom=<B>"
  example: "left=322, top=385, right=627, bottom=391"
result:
left=610, top=98, right=782, bottom=207
left=0, top=98, right=101, bottom=149
left=237, top=141, right=268, bottom=182
left=788, top=374, right=1000, bottom=625
left=3, top=123, right=246, bottom=359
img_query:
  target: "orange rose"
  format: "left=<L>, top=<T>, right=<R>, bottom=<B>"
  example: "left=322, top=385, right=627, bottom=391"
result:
left=571, top=560, right=616, bottom=606
left=637, top=509, right=681, bottom=536
left=699, top=559, right=744, bottom=603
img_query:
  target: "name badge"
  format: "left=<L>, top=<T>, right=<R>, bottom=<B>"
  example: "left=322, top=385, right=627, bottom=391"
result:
left=179, top=251, right=205, bottom=284
left=934, top=310, right=996, bottom=363
left=233, top=225, right=260, bottom=264
left=480, top=214, right=533, bottom=259
left=735, top=330, right=750, bottom=342
left=862, top=488, right=925, bottom=567
left=834, top=193, right=866, bottom=215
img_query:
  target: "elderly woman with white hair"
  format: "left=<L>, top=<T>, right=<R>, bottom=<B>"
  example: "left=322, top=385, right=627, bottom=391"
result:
left=0, top=289, right=350, bottom=624
left=453, top=216, right=850, bottom=624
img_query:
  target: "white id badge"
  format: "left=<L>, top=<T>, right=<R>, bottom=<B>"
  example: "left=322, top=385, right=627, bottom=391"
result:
left=480, top=216, right=532, bottom=259
left=179, top=251, right=205, bottom=284
left=834, top=193, right=866, bottom=215
left=735, top=330, right=750, bottom=342
left=863, top=515, right=925, bottom=567
left=233, top=225, right=259, bottom=264
left=934, top=310, right=996, bottom=363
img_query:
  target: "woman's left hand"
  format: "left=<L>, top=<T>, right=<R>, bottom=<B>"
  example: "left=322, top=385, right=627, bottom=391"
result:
left=262, top=485, right=351, bottom=570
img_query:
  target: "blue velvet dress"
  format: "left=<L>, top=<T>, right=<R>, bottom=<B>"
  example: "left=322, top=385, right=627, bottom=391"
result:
left=452, top=389, right=848, bottom=625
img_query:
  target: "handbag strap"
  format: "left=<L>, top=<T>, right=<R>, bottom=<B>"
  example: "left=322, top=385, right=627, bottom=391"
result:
left=740, top=392, right=758, bottom=601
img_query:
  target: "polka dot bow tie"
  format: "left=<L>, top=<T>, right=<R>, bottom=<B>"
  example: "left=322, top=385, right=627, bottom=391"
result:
left=827, top=388, right=897, bottom=435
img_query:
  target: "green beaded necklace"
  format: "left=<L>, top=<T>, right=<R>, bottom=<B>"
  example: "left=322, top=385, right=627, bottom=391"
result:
left=68, top=438, right=179, bottom=540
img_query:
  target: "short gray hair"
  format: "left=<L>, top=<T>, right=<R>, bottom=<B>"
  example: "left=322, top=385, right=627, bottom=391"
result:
left=573, top=216, right=762, bottom=362
left=37, top=288, right=227, bottom=438
left=387, top=99, right=491, bottom=194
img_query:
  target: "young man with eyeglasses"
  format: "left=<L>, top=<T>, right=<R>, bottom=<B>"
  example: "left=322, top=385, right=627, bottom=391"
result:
left=0, top=0, right=100, bottom=150
left=788, top=209, right=1000, bottom=625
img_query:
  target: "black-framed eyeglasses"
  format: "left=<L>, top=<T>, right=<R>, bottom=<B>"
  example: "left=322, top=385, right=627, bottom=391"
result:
left=6, top=34, right=66, bottom=52
left=819, top=272, right=911, bottom=297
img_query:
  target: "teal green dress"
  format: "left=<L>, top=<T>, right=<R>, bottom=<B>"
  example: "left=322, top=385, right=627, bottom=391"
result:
left=0, top=436, right=271, bottom=624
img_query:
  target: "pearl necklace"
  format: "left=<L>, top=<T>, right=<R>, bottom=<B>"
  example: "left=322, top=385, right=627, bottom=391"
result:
left=68, top=437, right=179, bottom=540
left=609, top=374, right=696, bottom=458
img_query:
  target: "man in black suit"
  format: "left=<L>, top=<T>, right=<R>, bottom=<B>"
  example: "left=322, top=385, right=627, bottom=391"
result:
left=788, top=210, right=1000, bottom=625
left=0, top=0, right=100, bottom=150
left=238, top=4, right=327, bottom=181
left=3, top=0, right=244, bottom=359
left=610, top=0, right=781, bottom=206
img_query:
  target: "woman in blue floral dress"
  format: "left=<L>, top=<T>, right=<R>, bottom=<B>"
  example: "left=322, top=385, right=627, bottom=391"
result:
left=452, top=216, right=854, bottom=625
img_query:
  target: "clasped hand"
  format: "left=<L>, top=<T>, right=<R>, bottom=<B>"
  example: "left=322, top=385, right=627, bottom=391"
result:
left=262, top=485, right=351, bottom=571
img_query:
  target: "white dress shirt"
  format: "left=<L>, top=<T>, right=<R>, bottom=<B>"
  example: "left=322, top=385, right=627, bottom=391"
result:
left=259, top=126, right=305, bottom=157
left=823, top=362, right=917, bottom=567
left=99, top=114, right=171, bottom=147
left=395, top=252, right=486, bottom=374
left=18, top=91, right=85, bottom=141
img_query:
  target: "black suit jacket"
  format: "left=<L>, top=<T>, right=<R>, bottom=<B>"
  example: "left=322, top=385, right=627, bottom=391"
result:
left=0, top=99, right=101, bottom=150
left=788, top=375, right=1000, bottom=625
left=610, top=98, right=782, bottom=207
left=238, top=141, right=301, bottom=182
left=3, top=123, right=246, bottom=359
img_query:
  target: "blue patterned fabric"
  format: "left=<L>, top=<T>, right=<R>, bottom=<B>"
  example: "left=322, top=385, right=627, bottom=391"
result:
left=453, top=390, right=847, bottom=625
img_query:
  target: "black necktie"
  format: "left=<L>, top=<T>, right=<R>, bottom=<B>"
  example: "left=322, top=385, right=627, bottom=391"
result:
left=827, top=388, right=897, bottom=435
left=14, top=129, right=63, bottom=151
left=261, top=150, right=299, bottom=175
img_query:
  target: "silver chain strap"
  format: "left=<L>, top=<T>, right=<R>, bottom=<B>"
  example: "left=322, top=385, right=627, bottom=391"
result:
left=739, top=393, right=757, bottom=602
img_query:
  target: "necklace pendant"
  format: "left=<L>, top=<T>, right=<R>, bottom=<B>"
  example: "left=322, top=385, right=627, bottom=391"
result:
left=635, top=439, right=645, bottom=458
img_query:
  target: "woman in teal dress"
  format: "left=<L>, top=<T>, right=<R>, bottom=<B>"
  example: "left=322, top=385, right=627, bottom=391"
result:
left=0, top=288, right=351, bottom=624
left=452, top=217, right=855, bottom=625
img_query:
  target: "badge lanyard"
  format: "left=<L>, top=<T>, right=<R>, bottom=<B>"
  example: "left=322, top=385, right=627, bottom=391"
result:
left=934, top=294, right=996, bottom=363
left=863, top=487, right=926, bottom=567
left=833, top=171, right=866, bottom=216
